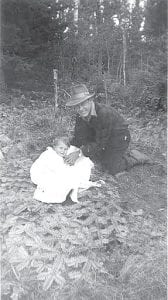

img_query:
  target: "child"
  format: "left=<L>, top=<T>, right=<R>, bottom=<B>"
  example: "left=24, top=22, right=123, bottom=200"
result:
left=30, top=137, right=94, bottom=203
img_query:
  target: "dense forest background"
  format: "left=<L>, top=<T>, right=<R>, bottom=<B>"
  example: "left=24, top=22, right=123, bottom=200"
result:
left=1, top=0, right=167, bottom=112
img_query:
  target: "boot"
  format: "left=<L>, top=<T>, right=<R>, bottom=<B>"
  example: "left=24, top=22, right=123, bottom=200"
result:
left=125, top=149, right=152, bottom=171
left=129, top=149, right=152, bottom=164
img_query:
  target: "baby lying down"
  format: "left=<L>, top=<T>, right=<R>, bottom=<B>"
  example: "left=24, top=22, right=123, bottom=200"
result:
left=30, top=137, right=100, bottom=203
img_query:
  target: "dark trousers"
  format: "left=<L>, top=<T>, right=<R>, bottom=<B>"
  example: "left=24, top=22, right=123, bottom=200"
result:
left=101, top=129, right=131, bottom=175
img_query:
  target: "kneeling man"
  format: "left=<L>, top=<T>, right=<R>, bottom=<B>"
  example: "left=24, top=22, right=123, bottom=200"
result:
left=65, top=84, right=149, bottom=175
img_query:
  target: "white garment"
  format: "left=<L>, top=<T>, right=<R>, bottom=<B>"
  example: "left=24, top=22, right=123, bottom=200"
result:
left=30, top=146, right=94, bottom=203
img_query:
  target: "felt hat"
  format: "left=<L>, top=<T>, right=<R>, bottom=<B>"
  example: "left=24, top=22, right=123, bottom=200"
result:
left=66, top=84, right=95, bottom=107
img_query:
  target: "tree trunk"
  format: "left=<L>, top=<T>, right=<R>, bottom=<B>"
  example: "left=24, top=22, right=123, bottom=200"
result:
left=103, top=73, right=108, bottom=104
left=53, top=69, right=58, bottom=113
left=74, top=0, right=80, bottom=36
left=98, top=44, right=102, bottom=75
left=140, top=52, right=143, bottom=70
left=96, top=0, right=102, bottom=75
left=117, top=55, right=122, bottom=83
left=0, top=65, right=6, bottom=92
left=122, top=28, right=127, bottom=86
left=106, top=40, right=110, bottom=74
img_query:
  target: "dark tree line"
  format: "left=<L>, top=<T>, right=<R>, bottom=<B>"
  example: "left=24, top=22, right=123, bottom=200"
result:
left=1, top=0, right=167, bottom=111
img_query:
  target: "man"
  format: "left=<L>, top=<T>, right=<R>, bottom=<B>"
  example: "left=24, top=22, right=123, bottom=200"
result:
left=64, top=84, right=150, bottom=175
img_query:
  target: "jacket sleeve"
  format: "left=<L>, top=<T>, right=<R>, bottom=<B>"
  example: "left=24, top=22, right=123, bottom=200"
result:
left=71, top=115, right=90, bottom=148
left=81, top=112, right=112, bottom=158
left=81, top=125, right=111, bottom=158
left=71, top=111, right=112, bottom=159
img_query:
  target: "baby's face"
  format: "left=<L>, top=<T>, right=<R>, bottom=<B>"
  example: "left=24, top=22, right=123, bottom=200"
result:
left=54, top=141, right=69, bottom=157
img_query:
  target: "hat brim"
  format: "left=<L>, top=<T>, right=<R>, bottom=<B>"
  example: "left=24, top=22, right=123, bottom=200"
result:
left=66, top=93, right=95, bottom=107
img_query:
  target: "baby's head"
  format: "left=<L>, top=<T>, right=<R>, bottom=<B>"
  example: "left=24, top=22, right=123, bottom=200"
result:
left=53, top=136, right=70, bottom=157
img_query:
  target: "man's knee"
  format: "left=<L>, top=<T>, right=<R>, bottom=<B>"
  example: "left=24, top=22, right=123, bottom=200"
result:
left=102, top=152, right=127, bottom=175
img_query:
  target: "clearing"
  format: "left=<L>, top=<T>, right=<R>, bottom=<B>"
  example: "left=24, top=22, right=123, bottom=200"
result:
left=1, top=92, right=167, bottom=300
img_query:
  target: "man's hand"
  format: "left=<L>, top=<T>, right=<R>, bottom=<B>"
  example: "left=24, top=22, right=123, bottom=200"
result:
left=64, top=151, right=80, bottom=166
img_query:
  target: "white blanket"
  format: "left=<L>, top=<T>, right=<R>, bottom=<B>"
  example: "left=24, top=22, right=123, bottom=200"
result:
left=30, top=146, right=95, bottom=203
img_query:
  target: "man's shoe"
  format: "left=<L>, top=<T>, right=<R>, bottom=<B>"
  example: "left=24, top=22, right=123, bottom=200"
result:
left=129, top=149, right=152, bottom=164
left=124, top=149, right=153, bottom=171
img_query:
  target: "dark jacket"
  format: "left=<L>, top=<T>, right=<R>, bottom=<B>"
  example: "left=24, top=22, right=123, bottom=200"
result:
left=71, top=102, right=130, bottom=160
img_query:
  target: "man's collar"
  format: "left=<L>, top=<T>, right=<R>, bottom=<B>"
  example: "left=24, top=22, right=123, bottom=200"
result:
left=90, top=101, right=97, bottom=117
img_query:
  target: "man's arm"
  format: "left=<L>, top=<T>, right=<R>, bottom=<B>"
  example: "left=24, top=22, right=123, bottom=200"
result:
left=71, top=115, right=89, bottom=148
left=71, top=110, right=112, bottom=159
left=80, top=126, right=111, bottom=158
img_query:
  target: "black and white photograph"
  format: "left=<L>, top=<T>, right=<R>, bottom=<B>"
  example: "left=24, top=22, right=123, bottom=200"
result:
left=0, top=0, right=167, bottom=299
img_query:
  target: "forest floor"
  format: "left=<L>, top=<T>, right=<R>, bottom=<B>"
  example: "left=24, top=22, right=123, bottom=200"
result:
left=0, top=91, right=167, bottom=300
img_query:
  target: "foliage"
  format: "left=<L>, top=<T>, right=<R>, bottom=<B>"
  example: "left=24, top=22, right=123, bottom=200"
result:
left=2, top=0, right=166, bottom=112
left=0, top=93, right=167, bottom=299
left=99, top=63, right=167, bottom=113
left=1, top=0, right=166, bottom=114
left=128, top=65, right=167, bottom=112
left=144, top=0, right=167, bottom=38
left=1, top=0, right=68, bottom=89
left=0, top=98, right=128, bottom=297
left=1, top=185, right=127, bottom=295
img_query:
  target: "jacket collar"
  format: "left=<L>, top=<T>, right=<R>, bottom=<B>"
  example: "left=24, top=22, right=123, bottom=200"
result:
left=90, top=101, right=97, bottom=117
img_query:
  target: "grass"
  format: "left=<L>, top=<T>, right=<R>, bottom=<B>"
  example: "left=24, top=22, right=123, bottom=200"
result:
left=0, top=91, right=167, bottom=300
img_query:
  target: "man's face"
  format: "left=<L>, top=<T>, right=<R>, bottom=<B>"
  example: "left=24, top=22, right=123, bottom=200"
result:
left=75, top=99, right=92, bottom=118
